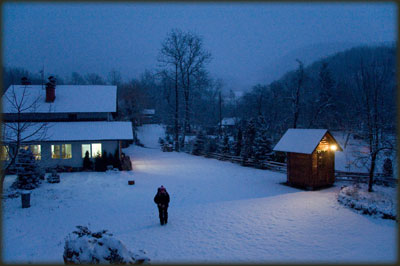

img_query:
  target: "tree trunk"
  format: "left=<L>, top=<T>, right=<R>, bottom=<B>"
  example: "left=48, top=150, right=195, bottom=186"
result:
left=368, top=152, right=377, bottom=192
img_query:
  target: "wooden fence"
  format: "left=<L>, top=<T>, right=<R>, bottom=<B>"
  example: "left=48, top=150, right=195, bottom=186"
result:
left=185, top=150, right=397, bottom=186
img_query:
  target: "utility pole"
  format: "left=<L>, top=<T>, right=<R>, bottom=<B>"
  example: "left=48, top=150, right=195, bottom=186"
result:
left=40, top=64, right=44, bottom=90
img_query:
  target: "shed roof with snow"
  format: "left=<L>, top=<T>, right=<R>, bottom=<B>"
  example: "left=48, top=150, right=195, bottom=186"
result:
left=2, top=121, right=133, bottom=142
left=3, top=85, right=117, bottom=113
left=273, top=129, right=342, bottom=154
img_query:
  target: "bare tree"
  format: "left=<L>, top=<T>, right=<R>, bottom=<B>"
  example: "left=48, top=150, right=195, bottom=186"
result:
left=108, top=69, right=122, bottom=86
left=291, top=59, right=305, bottom=129
left=308, top=62, right=335, bottom=127
left=70, top=72, right=87, bottom=85
left=1, top=83, right=49, bottom=194
left=158, top=29, right=187, bottom=151
left=352, top=52, right=395, bottom=192
left=179, top=31, right=211, bottom=147
left=85, top=73, right=105, bottom=85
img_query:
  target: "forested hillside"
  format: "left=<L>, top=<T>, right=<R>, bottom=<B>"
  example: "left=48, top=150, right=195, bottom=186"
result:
left=234, top=45, right=396, bottom=142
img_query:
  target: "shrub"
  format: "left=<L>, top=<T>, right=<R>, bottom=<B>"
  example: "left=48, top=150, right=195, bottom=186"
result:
left=63, top=225, right=150, bottom=264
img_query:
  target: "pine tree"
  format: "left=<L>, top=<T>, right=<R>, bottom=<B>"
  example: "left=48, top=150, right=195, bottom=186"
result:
left=113, top=149, right=122, bottom=170
left=218, top=133, right=230, bottom=155
left=383, top=158, right=393, bottom=177
left=253, top=115, right=272, bottom=166
left=233, top=127, right=243, bottom=156
left=94, top=152, right=108, bottom=172
left=241, top=119, right=256, bottom=162
left=83, top=151, right=92, bottom=170
left=205, top=136, right=218, bottom=157
left=192, top=130, right=206, bottom=155
left=12, top=149, right=41, bottom=190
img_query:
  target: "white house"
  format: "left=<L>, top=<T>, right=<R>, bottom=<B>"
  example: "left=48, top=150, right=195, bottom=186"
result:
left=1, top=80, right=133, bottom=170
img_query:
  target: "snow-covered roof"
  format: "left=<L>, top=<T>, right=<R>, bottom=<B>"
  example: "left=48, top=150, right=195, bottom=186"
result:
left=2, top=85, right=117, bottom=113
left=273, top=129, right=339, bottom=154
left=142, top=109, right=155, bottom=115
left=2, top=121, right=133, bottom=142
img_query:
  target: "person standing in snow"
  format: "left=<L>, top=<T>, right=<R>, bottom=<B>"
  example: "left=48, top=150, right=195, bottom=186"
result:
left=154, top=185, right=170, bottom=225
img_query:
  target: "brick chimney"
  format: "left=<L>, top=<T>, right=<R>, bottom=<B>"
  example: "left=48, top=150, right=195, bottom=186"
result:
left=45, top=76, right=56, bottom=102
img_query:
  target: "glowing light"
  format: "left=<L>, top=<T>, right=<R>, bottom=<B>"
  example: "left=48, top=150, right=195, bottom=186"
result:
left=330, top=145, right=337, bottom=151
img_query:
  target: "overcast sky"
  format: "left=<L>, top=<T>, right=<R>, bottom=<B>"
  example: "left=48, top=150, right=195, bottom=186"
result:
left=3, top=2, right=397, bottom=92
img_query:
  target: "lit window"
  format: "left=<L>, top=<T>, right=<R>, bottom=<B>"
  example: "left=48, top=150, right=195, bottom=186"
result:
left=92, top=143, right=102, bottom=158
left=51, top=145, right=61, bottom=159
left=52, top=144, right=72, bottom=159
left=62, top=144, right=72, bottom=159
left=82, top=144, right=91, bottom=158
left=0, top=145, right=9, bottom=161
left=30, top=145, right=41, bottom=160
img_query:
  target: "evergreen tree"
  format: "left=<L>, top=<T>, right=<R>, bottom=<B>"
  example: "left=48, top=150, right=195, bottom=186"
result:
left=94, top=151, right=108, bottom=172
left=192, top=130, right=206, bottom=155
left=218, top=133, right=230, bottom=155
left=83, top=151, right=92, bottom=170
left=205, top=136, right=218, bottom=157
left=113, top=149, right=122, bottom=170
left=233, top=127, right=243, bottom=156
left=253, top=115, right=272, bottom=165
left=102, top=151, right=110, bottom=170
left=94, top=154, right=102, bottom=172
left=383, top=158, right=393, bottom=177
left=241, top=118, right=256, bottom=161
left=12, top=149, right=41, bottom=190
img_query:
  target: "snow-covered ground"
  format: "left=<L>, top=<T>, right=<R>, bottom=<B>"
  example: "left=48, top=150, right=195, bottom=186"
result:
left=2, top=125, right=397, bottom=264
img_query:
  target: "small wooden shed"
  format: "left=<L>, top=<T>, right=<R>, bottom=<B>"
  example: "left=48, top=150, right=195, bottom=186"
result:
left=273, top=129, right=342, bottom=190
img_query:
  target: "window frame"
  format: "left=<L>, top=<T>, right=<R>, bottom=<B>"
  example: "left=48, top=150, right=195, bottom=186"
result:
left=51, top=144, right=72, bottom=159
left=82, top=144, right=92, bottom=158
left=91, top=143, right=102, bottom=158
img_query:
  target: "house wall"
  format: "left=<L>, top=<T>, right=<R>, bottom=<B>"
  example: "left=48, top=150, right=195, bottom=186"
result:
left=287, top=153, right=312, bottom=188
left=26, top=140, right=119, bottom=169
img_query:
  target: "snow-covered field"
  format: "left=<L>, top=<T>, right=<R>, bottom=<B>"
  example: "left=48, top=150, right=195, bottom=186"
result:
left=2, top=125, right=397, bottom=264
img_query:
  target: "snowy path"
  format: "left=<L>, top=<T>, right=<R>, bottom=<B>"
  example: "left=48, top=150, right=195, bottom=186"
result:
left=2, top=126, right=397, bottom=263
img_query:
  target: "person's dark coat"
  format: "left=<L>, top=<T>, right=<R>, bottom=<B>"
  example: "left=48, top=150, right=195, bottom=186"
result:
left=154, top=188, right=170, bottom=207
left=154, top=186, right=170, bottom=225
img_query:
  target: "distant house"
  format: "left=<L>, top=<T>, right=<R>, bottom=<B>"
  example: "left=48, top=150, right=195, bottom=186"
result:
left=218, top=117, right=239, bottom=134
left=1, top=80, right=133, bottom=170
left=273, top=129, right=342, bottom=190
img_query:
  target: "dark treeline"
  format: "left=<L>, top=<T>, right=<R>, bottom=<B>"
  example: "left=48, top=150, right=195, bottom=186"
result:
left=2, top=33, right=396, bottom=191
left=3, top=37, right=396, bottom=149
left=234, top=45, right=396, bottom=143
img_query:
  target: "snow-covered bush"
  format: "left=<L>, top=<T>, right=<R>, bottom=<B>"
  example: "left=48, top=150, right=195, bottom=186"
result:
left=205, top=136, right=218, bottom=156
left=241, top=119, right=256, bottom=161
left=47, top=170, right=60, bottom=183
left=337, top=183, right=397, bottom=220
left=383, top=158, right=393, bottom=177
left=192, top=131, right=206, bottom=155
left=11, top=149, right=41, bottom=190
left=217, top=133, right=230, bottom=155
left=83, top=151, right=92, bottom=170
left=63, top=226, right=150, bottom=264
